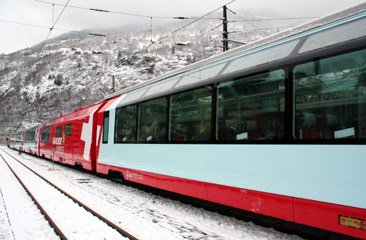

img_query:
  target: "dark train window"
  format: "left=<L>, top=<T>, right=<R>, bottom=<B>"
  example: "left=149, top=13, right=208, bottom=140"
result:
left=65, top=124, right=72, bottom=136
left=56, top=126, right=62, bottom=137
left=294, top=48, right=366, bottom=140
left=169, top=87, right=212, bottom=142
left=102, top=111, right=109, bottom=143
left=138, top=98, right=167, bottom=142
left=115, top=105, right=137, bottom=142
left=217, top=70, right=285, bottom=141
left=42, top=125, right=50, bottom=143
left=25, top=129, right=35, bottom=143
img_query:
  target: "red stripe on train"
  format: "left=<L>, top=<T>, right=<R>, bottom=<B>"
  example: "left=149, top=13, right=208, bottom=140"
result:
left=97, top=163, right=366, bottom=239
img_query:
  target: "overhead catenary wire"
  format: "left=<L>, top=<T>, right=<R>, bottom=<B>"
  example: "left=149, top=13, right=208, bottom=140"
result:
left=37, top=0, right=71, bottom=56
left=0, top=19, right=57, bottom=31
left=134, top=0, right=236, bottom=54
left=225, top=7, right=318, bottom=35
left=225, top=7, right=267, bottom=36
left=3, top=0, right=320, bottom=56
left=34, top=0, right=219, bottom=20
left=233, top=16, right=320, bottom=22
left=35, top=0, right=318, bottom=22
left=0, top=19, right=106, bottom=37
left=231, top=24, right=299, bottom=33
left=33, top=0, right=320, bottom=45
left=35, top=0, right=156, bottom=19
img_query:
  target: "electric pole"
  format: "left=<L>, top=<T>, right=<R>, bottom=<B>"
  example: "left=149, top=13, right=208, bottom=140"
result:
left=222, top=5, right=229, bottom=52
left=112, top=75, right=115, bottom=93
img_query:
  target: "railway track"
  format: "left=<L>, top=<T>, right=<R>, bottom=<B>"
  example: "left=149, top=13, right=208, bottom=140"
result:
left=0, top=149, right=138, bottom=240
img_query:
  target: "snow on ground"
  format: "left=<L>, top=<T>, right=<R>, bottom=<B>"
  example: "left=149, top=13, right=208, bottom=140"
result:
left=0, top=152, right=60, bottom=240
left=1, top=149, right=128, bottom=240
left=0, top=146, right=304, bottom=240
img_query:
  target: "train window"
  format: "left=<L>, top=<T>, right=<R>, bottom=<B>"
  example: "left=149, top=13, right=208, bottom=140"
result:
left=217, top=70, right=285, bottom=141
left=299, top=17, right=366, bottom=53
left=102, top=112, right=109, bottom=143
left=41, top=125, right=50, bottom=143
left=65, top=124, right=72, bottom=136
left=169, top=87, right=212, bottom=142
left=56, top=126, right=62, bottom=137
left=119, top=89, right=148, bottom=107
left=144, top=80, right=176, bottom=98
left=115, top=105, right=137, bottom=142
left=174, top=72, right=201, bottom=89
left=25, top=129, right=34, bottom=143
left=222, top=40, right=298, bottom=76
left=138, top=98, right=167, bottom=142
left=27, top=127, right=37, bottom=143
left=294, top=48, right=366, bottom=140
left=25, top=130, right=29, bottom=143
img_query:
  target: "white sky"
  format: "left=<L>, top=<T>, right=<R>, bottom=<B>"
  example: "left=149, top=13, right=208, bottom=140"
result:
left=0, top=0, right=365, bottom=54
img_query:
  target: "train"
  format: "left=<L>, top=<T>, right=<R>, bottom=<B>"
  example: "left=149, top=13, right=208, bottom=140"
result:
left=9, top=3, right=366, bottom=239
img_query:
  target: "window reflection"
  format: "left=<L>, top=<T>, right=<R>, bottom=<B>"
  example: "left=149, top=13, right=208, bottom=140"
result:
left=217, top=70, right=285, bottom=141
left=169, top=87, right=212, bottom=142
left=138, top=98, right=167, bottom=142
left=294, top=49, right=366, bottom=139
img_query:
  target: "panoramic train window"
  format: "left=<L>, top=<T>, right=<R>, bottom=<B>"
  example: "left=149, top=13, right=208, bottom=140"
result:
left=299, top=17, right=366, bottom=53
left=102, top=112, right=109, bottom=143
left=115, top=105, right=137, bottom=142
left=138, top=98, right=167, bottom=142
left=15, top=132, right=22, bottom=143
left=120, top=89, right=148, bottom=107
left=222, top=40, right=298, bottom=76
left=56, top=126, right=62, bottom=137
left=25, top=129, right=35, bottom=143
left=65, top=124, right=72, bottom=136
left=42, top=125, right=50, bottom=143
left=217, top=70, right=285, bottom=141
left=169, top=87, right=212, bottom=142
left=294, top=48, right=366, bottom=140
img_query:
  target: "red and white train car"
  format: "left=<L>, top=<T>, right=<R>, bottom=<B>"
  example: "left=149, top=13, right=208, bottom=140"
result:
left=37, top=102, right=107, bottom=171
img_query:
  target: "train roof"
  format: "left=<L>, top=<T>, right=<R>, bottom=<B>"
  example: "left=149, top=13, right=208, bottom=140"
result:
left=51, top=101, right=104, bottom=125
left=104, top=3, right=366, bottom=107
left=22, top=122, right=41, bottom=130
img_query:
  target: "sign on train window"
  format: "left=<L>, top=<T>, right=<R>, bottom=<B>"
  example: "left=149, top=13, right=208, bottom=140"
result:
left=217, top=70, right=285, bottom=141
left=294, top=48, right=366, bottom=140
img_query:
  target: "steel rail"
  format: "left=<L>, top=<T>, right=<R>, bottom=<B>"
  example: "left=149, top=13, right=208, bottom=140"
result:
left=0, top=151, right=68, bottom=240
left=0, top=149, right=139, bottom=240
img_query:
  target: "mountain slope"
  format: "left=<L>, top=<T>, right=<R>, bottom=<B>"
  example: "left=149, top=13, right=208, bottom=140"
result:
left=0, top=11, right=302, bottom=129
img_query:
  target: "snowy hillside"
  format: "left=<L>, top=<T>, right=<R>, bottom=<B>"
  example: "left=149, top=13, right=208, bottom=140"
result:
left=0, top=10, right=304, bottom=130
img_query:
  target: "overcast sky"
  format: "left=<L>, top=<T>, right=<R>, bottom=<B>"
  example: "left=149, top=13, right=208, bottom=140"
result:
left=0, top=0, right=365, bottom=54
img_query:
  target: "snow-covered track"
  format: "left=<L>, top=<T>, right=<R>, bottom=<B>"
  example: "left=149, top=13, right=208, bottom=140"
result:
left=0, top=151, right=67, bottom=240
left=0, top=149, right=138, bottom=240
